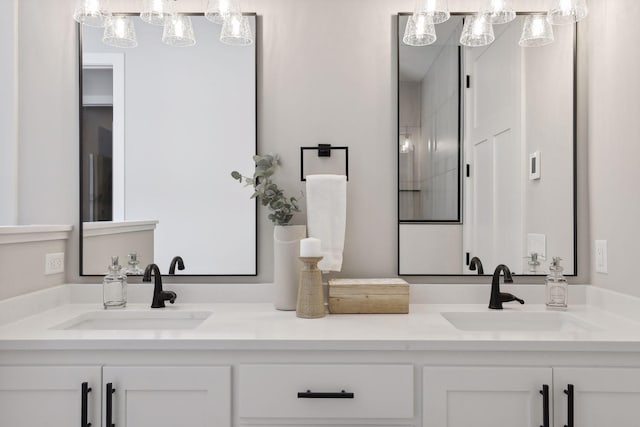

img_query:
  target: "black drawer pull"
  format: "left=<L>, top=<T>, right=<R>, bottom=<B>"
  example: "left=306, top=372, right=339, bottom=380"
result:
left=81, top=382, right=92, bottom=427
left=297, top=390, right=354, bottom=399
left=564, top=384, right=574, bottom=427
left=106, top=383, right=116, bottom=427
left=540, top=384, right=549, bottom=427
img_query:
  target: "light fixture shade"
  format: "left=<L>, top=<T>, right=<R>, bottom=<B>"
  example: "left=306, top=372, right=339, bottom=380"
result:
left=103, top=16, right=138, bottom=48
left=73, top=0, right=111, bottom=27
left=480, top=0, right=516, bottom=24
left=140, top=0, right=174, bottom=26
left=162, top=14, right=196, bottom=47
left=519, top=14, right=555, bottom=47
left=403, top=13, right=437, bottom=46
left=205, top=0, right=241, bottom=25
left=547, top=0, right=588, bottom=25
left=220, top=14, right=253, bottom=46
left=413, top=0, right=450, bottom=25
left=460, top=14, right=495, bottom=47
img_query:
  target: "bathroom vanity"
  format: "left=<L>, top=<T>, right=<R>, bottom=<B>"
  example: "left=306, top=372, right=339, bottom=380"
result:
left=1, top=284, right=640, bottom=427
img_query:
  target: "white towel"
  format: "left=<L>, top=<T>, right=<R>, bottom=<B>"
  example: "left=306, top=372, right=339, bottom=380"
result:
left=305, top=174, right=347, bottom=272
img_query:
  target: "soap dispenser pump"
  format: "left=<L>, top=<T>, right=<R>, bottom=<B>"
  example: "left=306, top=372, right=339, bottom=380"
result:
left=545, top=257, right=568, bottom=310
left=103, top=256, right=127, bottom=309
left=125, top=252, right=144, bottom=276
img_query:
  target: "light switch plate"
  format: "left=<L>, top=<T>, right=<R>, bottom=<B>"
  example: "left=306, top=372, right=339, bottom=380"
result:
left=527, top=233, right=546, bottom=259
left=595, top=240, right=608, bottom=274
left=529, top=151, right=541, bottom=180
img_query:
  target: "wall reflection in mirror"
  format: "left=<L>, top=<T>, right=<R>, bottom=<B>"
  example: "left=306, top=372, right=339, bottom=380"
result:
left=80, top=16, right=257, bottom=275
left=398, top=14, right=576, bottom=276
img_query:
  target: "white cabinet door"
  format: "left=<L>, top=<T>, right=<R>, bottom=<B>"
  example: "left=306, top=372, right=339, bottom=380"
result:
left=423, top=367, right=552, bottom=427
left=554, top=368, right=640, bottom=427
left=0, top=366, right=101, bottom=427
left=103, top=366, right=230, bottom=427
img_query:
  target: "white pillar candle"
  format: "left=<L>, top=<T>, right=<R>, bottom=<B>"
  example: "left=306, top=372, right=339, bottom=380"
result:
left=300, top=237, right=322, bottom=257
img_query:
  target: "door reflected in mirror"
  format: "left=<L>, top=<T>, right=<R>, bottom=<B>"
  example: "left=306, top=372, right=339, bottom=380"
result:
left=398, top=14, right=576, bottom=276
left=80, top=15, right=257, bottom=275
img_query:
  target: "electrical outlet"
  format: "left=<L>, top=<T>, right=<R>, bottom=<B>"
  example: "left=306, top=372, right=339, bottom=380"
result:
left=595, top=240, right=608, bottom=274
left=45, top=252, right=65, bottom=275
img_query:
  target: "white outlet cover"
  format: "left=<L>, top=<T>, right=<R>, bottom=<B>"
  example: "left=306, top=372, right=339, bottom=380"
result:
left=595, top=240, right=608, bottom=274
left=45, top=252, right=65, bottom=275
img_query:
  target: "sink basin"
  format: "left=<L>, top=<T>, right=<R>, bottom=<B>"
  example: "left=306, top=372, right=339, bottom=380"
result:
left=441, top=311, right=599, bottom=332
left=52, top=310, right=212, bottom=330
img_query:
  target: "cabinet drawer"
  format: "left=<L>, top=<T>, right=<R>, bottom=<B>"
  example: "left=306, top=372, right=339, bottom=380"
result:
left=239, top=364, right=413, bottom=419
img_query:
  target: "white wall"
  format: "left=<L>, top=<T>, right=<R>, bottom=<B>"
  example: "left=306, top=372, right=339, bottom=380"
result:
left=588, top=0, right=640, bottom=296
left=11, top=0, right=590, bottom=289
left=0, top=0, right=18, bottom=225
left=0, top=239, right=67, bottom=300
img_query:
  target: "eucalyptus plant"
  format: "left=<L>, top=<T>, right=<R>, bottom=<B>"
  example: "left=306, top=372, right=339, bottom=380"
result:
left=231, top=154, right=301, bottom=226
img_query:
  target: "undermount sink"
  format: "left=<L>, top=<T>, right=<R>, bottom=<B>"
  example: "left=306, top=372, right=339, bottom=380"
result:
left=441, top=311, right=600, bottom=332
left=52, top=310, right=212, bottom=330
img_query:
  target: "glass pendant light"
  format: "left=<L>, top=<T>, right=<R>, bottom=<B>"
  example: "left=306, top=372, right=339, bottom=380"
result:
left=403, top=13, right=437, bottom=46
left=413, top=0, right=450, bottom=25
left=141, top=0, right=174, bottom=26
left=460, top=14, right=495, bottom=47
left=220, top=13, right=253, bottom=46
left=205, top=0, right=241, bottom=25
left=103, top=16, right=138, bottom=48
left=547, top=0, right=588, bottom=25
left=519, top=14, right=554, bottom=47
left=480, top=0, right=516, bottom=24
left=73, top=0, right=111, bottom=27
left=162, top=14, right=196, bottom=47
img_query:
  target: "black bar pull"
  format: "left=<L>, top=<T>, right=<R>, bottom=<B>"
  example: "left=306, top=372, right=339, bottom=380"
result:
left=297, top=389, right=354, bottom=399
left=564, top=384, right=574, bottom=427
left=106, top=383, right=116, bottom=427
left=539, top=384, right=550, bottom=427
left=81, top=382, right=92, bottom=427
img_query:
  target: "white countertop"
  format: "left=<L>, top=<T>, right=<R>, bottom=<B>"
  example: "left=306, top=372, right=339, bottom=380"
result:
left=1, top=283, right=640, bottom=352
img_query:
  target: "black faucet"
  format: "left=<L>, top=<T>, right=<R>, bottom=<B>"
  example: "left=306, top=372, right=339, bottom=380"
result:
left=142, top=264, right=177, bottom=308
left=168, top=256, right=185, bottom=275
left=489, top=264, right=525, bottom=310
left=469, top=257, right=484, bottom=275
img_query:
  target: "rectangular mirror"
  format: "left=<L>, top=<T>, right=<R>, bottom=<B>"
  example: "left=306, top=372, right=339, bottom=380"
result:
left=398, top=14, right=576, bottom=276
left=79, top=15, right=257, bottom=276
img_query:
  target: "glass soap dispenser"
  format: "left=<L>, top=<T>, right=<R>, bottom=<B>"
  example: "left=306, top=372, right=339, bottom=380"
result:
left=125, top=252, right=144, bottom=276
left=545, top=257, right=568, bottom=310
left=103, top=256, right=127, bottom=309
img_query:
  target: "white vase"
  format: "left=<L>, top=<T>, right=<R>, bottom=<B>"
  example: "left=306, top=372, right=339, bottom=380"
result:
left=273, top=224, right=306, bottom=310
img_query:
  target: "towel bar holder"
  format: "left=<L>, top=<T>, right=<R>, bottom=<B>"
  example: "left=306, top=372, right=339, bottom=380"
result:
left=300, top=144, right=349, bottom=181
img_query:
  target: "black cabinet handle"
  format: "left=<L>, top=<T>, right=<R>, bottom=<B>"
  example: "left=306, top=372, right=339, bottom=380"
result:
left=297, top=390, right=354, bottom=399
left=106, top=383, right=116, bottom=427
left=81, top=382, right=92, bottom=427
left=539, top=384, right=549, bottom=427
left=564, top=384, right=574, bottom=427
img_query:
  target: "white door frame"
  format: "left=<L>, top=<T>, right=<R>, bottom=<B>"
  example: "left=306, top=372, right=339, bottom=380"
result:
left=83, top=53, right=125, bottom=222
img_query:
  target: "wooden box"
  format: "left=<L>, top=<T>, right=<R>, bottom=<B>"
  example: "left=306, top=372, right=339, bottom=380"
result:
left=327, top=278, right=409, bottom=314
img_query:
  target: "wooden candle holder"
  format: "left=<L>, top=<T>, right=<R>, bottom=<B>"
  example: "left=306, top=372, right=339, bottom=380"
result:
left=296, top=256, right=326, bottom=319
